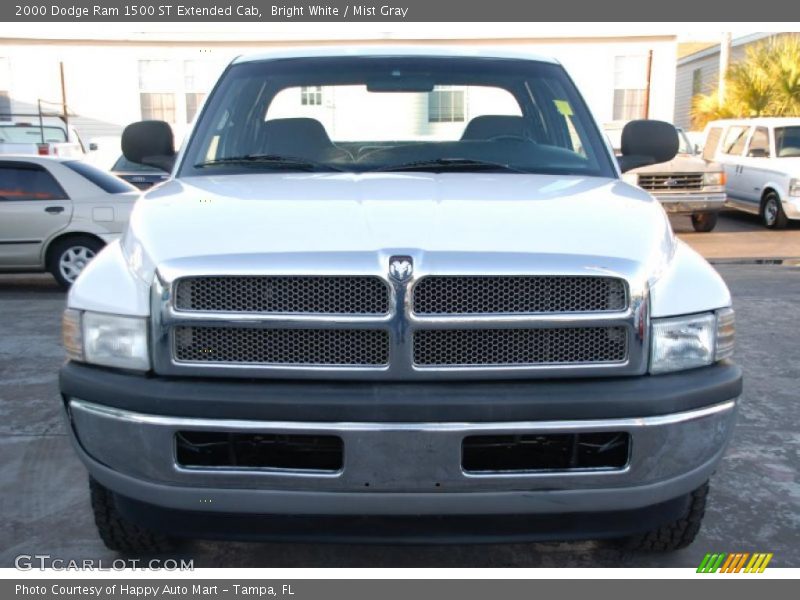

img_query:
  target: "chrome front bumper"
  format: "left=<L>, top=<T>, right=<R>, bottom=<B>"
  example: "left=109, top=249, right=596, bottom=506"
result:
left=655, top=192, right=727, bottom=214
left=67, top=398, right=737, bottom=516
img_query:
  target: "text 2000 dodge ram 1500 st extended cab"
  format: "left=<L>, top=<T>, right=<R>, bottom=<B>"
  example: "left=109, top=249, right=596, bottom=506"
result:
left=60, top=48, right=741, bottom=553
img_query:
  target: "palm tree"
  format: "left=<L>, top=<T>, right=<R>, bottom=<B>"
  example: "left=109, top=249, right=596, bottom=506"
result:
left=691, top=34, right=800, bottom=129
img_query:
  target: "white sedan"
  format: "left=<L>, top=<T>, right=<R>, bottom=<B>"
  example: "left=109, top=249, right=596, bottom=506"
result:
left=0, top=155, right=140, bottom=287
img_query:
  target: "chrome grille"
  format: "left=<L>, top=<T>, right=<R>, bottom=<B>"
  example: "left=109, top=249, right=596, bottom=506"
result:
left=174, top=276, right=389, bottom=314
left=154, top=262, right=646, bottom=380
left=413, top=327, right=628, bottom=366
left=637, top=173, right=704, bottom=192
left=174, top=327, right=389, bottom=366
left=413, top=276, right=627, bottom=314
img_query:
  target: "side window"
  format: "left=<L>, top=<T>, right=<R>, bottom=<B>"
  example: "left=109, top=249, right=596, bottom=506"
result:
left=62, top=161, right=137, bottom=194
left=0, top=163, right=68, bottom=201
left=703, top=127, right=722, bottom=161
left=747, top=127, right=770, bottom=158
left=722, top=126, right=750, bottom=156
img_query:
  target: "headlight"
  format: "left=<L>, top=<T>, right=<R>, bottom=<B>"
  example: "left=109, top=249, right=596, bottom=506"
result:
left=62, top=309, right=150, bottom=371
left=789, top=178, right=800, bottom=197
left=650, top=309, right=734, bottom=374
left=703, top=171, right=726, bottom=187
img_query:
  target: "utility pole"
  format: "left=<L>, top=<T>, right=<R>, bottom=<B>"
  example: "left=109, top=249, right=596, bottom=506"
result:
left=643, top=50, right=653, bottom=119
left=719, top=32, right=732, bottom=106
left=59, top=62, right=69, bottom=129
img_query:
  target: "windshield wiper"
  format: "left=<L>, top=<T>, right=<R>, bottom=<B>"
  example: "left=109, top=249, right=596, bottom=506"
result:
left=194, top=154, right=344, bottom=172
left=376, top=158, right=531, bottom=174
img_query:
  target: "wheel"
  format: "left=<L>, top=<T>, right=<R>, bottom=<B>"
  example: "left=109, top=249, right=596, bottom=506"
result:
left=691, top=212, right=718, bottom=232
left=47, top=236, right=104, bottom=289
left=761, top=191, right=788, bottom=229
left=89, top=477, right=176, bottom=554
left=616, top=481, right=709, bottom=551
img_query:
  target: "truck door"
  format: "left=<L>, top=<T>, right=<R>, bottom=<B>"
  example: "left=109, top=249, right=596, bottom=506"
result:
left=0, top=161, right=72, bottom=268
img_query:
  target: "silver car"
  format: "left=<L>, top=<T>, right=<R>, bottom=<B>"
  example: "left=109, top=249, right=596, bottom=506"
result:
left=0, top=155, right=139, bottom=287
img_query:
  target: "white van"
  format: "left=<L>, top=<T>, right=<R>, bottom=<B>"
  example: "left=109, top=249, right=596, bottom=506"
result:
left=702, top=117, right=800, bottom=228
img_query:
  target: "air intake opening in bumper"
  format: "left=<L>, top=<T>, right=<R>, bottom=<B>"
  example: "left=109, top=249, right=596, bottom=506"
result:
left=462, top=432, right=630, bottom=473
left=176, top=431, right=344, bottom=472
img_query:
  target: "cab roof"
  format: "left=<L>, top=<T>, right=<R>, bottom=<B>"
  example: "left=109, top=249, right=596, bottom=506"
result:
left=232, top=46, right=558, bottom=65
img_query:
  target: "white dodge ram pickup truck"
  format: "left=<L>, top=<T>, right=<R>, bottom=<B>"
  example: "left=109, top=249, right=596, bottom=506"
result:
left=60, top=48, right=741, bottom=553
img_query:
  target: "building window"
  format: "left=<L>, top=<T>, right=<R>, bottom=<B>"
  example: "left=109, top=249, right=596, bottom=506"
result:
left=300, top=86, right=323, bottom=106
left=184, top=93, right=205, bottom=123
left=140, top=93, right=176, bottom=123
left=428, top=87, right=465, bottom=123
left=183, top=60, right=215, bottom=123
left=138, top=60, right=176, bottom=122
left=692, top=68, right=703, bottom=96
left=613, top=56, right=648, bottom=121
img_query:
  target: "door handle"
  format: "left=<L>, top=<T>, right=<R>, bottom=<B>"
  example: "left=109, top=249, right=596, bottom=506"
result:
left=45, top=206, right=64, bottom=214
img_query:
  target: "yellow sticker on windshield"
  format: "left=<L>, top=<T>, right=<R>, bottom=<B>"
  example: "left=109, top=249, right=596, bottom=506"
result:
left=554, top=100, right=574, bottom=116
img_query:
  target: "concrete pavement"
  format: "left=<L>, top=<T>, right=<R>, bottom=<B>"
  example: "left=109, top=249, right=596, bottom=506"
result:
left=673, top=210, right=800, bottom=261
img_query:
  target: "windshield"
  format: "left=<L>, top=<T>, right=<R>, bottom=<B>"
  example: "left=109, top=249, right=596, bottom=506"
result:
left=0, top=125, right=67, bottom=144
left=180, top=56, right=615, bottom=178
left=775, top=127, right=800, bottom=158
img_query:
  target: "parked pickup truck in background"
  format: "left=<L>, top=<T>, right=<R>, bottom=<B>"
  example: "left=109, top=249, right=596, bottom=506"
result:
left=60, top=48, right=741, bottom=554
left=703, top=117, right=800, bottom=229
left=605, top=122, right=726, bottom=232
left=0, top=117, right=85, bottom=158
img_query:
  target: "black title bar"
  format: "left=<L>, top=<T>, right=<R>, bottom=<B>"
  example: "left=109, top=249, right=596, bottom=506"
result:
left=2, top=0, right=798, bottom=22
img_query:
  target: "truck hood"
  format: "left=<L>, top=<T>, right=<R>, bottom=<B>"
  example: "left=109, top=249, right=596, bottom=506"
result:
left=123, top=172, right=675, bottom=283
left=629, top=154, right=718, bottom=174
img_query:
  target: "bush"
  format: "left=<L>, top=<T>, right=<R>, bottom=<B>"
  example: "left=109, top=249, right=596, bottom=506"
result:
left=691, top=34, right=800, bottom=129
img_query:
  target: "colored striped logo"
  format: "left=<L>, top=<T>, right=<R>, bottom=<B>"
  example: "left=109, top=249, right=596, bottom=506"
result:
left=697, top=552, right=773, bottom=573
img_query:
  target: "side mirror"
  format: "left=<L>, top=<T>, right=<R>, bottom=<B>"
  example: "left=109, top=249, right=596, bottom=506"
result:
left=122, top=120, right=176, bottom=172
left=617, top=120, right=679, bottom=173
left=88, top=142, right=99, bottom=152
left=694, top=143, right=701, bottom=155
left=747, top=148, right=769, bottom=158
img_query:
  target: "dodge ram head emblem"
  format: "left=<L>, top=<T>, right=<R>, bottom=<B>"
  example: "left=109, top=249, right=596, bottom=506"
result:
left=389, top=256, right=413, bottom=281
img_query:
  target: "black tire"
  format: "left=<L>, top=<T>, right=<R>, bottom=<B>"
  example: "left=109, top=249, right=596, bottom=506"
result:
left=47, top=236, right=104, bottom=289
left=616, top=482, right=709, bottom=552
left=691, top=212, right=718, bottom=232
left=761, top=191, right=789, bottom=229
left=89, top=477, right=176, bottom=554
